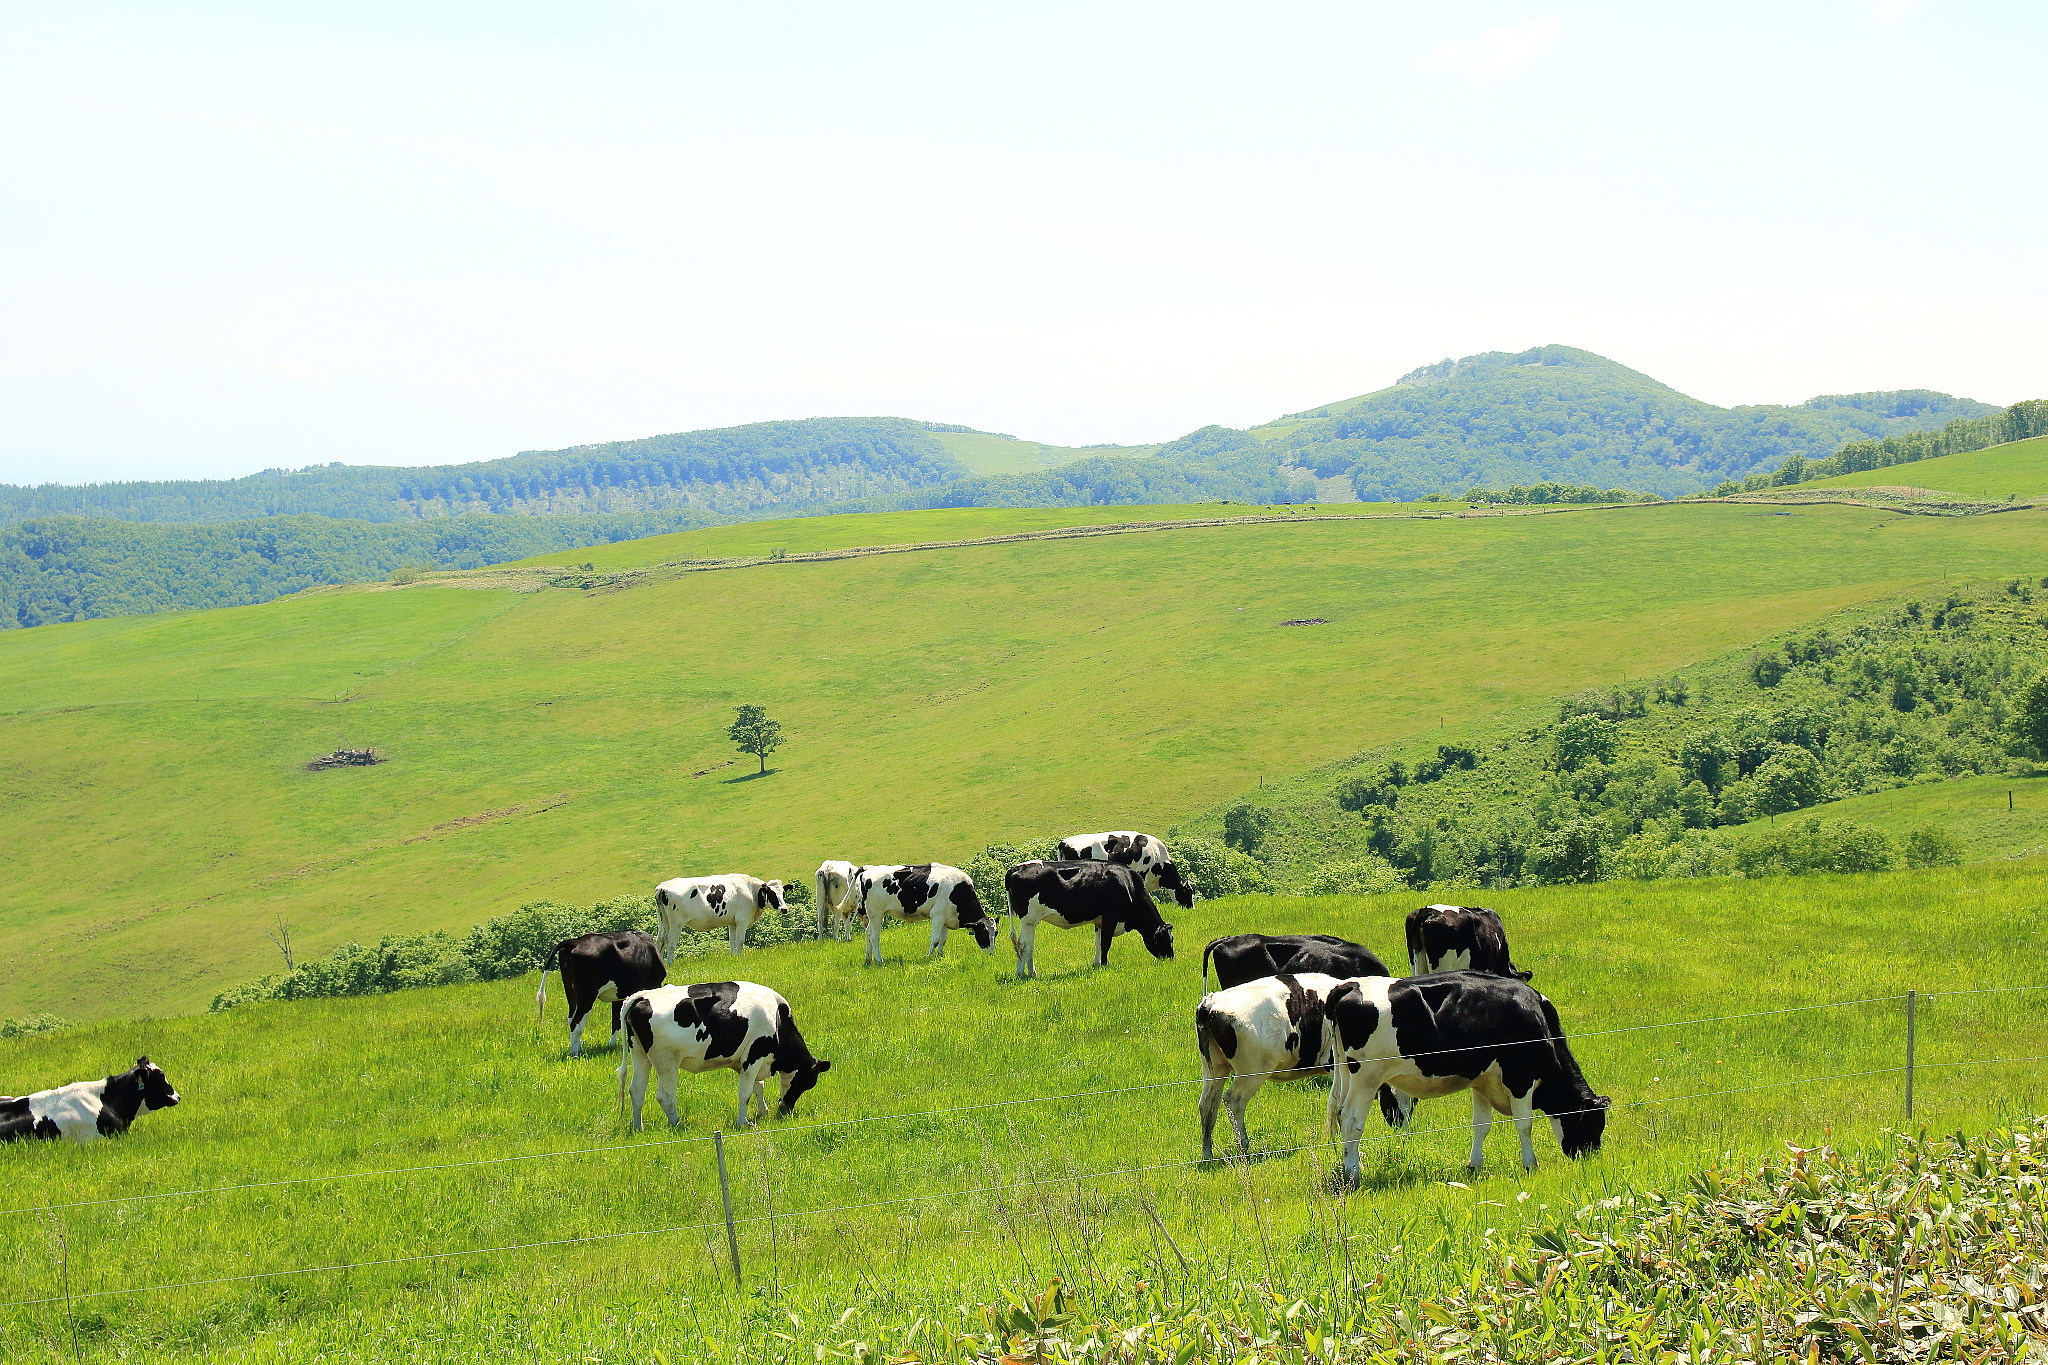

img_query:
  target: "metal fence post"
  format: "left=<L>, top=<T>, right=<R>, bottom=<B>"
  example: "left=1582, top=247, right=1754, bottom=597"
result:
left=1904, top=991, right=1917, bottom=1120
left=713, top=1130, right=742, bottom=1289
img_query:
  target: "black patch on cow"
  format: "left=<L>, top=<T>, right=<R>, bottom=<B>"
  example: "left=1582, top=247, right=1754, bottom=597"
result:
left=623, top=994, right=657, bottom=1055
left=1195, top=1002, right=1238, bottom=1060
left=1326, top=980, right=1382, bottom=1051
left=1202, top=934, right=1391, bottom=990
left=1152, top=858, right=1196, bottom=909
left=881, top=865, right=938, bottom=918
left=703, top=883, right=727, bottom=913
left=758, top=881, right=783, bottom=911
left=677, top=981, right=749, bottom=1059
left=771, top=999, right=830, bottom=1116
left=0, top=1094, right=38, bottom=1143
left=1277, top=975, right=1325, bottom=1074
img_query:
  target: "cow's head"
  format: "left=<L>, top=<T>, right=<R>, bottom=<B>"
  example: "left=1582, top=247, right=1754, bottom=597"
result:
left=966, top=915, right=998, bottom=950
left=775, top=1058, right=832, bottom=1117
left=1140, top=919, right=1176, bottom=961
left=760, top=879, right=785, bottom=911
left=1547, top=1092, right=1610, bottom=1158
left=1155, top=860, right=1196, bottom=910
left=133, top=1057, right=181, bottom=1112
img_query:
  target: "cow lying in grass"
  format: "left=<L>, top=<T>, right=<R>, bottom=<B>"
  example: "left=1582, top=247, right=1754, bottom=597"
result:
left=1324, top=971, right=1608, bottom=1180
left=617, top=981, right=830, bottom=1131
left=1, top=1057, right=181, bottom=1144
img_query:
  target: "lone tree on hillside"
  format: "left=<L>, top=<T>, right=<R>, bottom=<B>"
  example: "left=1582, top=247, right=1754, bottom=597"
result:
left=728, top=704, right=784, bottom=774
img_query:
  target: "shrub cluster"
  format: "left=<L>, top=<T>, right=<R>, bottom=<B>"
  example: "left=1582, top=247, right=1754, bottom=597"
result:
left=210, top=892, right=821, bottom=1012
left=0, top=1013, right=71, bottom=1040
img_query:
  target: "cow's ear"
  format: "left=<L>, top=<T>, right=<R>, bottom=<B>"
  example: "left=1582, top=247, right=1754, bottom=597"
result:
left=136, top=1056, right=150, bottom=1066
left=814, top=1059, right=832, bottom=1073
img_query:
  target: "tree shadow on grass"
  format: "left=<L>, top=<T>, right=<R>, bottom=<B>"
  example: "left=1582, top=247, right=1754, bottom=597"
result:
left=722, top=768, right=779, bottom=783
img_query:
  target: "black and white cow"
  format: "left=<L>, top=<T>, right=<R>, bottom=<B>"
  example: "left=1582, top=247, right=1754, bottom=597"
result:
left=1, top=1057, right=181, bottom=1145
left=653, top=873, right=787, bottom=957
left=1405, top=903, right=1530, bottom=979
left=616, top=981, right=831, bottom=1131
left=536, top=930, right=666, bottom=1057
left=849, top=863, right=994, bottom=966
left=1056, top=831, right=1196, bottom=909
left=1323, top=971, right=1609, bottom=1180
left=1201, top=933, right=1393, bottom=989
left=1005, top=860, right=1175, bottom=979
left=1197, top=972, right=1345, bottom=1160
left=814, top=860, right=861, bottom=941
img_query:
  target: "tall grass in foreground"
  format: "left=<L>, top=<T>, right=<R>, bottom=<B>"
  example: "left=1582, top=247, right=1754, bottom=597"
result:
left=1, top=865, right=2043, bottom=1361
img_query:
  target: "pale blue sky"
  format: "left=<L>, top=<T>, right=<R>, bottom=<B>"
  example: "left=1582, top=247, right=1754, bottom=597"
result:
left=3, top=1, right=2041, bottom=483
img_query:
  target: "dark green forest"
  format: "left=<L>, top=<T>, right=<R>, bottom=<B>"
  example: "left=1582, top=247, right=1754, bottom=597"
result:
left=1263, top=346, right=1997, bottom=501
left=1732, top=398, right=2048, bottom=491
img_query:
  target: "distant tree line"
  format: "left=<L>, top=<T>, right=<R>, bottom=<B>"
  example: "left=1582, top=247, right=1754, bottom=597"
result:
left=1454, top=482, right=1663, bottom=505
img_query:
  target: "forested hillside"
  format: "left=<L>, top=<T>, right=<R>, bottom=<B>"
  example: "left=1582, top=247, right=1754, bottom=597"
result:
left=1251, top=345, right=1995, bottom=501
left=0, top=417, right=970, bottom=525
left=0, top=510, right=724, bottom=628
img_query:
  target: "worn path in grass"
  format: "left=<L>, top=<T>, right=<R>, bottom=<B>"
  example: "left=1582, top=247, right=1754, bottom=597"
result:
left=3, top=501, right=2045, bottom=1018
left=0, top=868, right=2041, bottom=1361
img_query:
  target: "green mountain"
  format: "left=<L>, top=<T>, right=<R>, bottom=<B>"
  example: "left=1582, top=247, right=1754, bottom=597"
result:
left=1251, top=345, right=1996, bottom=501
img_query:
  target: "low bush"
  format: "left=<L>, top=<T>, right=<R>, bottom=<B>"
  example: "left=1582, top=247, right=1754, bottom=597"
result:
left=1736, top=817, right=1898, bottom=878
left=0, top=1013, right=70, bottom=1040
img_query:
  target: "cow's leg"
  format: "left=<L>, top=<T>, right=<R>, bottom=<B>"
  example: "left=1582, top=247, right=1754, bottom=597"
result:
left=1223, top=1074, right=1266, bottom=1160
left=1468, top=1091, right=1494, bottom=1171
left=566, top=993, right=590, bottom=1058
left=1330, top=1064, right=1373, bottom=1184
left=1511, top=1090, right=1539, bottom=1171
left=628, top=1049, right=652, bottom=1131
left=607, top=1000, right=622, bottom=1049
left=1013, top=919, right=1036, bottom=978
left=1094, top=917, right=1114, bottom=968
left=746, top=1062, right=771, bottom=1123
left=656, top=1061, right=681, bottom=1129
left=865, top=909, right=886, bottom=967
left=1198, top=1070, right=1227, bottom=1161
left=928, top=916, right=947, bottom=957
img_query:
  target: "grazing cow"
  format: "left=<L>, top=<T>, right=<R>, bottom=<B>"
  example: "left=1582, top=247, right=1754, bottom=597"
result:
left=1056, top=831, right=1196, bottom=909
left=1197, top=973, right=1345, bottom=1160
left=1405, top=903, right=1530, bottom=979
left=1005, top=860, right=1175, bottom=979
left=653, top=874, right=787, bottom=957
left=1202, top=933, right=1393, bottom=989
left=814, top=860, right=861, bottom=941
left=616, top=981, right=831, bottom=1130
left=849, top=863, right=994, bottom=966
left=536, top=930, right=666, bottom=1057
left=1323, top=971, right=1609, bottom=1180
left=1, top=1058, right=181, bottom=1145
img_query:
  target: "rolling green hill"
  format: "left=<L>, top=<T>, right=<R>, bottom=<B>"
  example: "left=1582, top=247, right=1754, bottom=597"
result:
left=1252, top=347, right=1995, bottom=502
left=1, top=866, right=2040, bottom=1362
left=929, top=430, right=1159, bottom=475
left=1799, top=432, right=2048, bottom=502
left=4, top=497, right=2046, bottom=1021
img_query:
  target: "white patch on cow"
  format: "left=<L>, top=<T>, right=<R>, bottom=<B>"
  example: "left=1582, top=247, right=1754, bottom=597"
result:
left=1197, top=973, right=1344, bottom=1160
left=616, top=982, right=820, bottom=1131
left=653, top=873, right=782, bottom=957
left=850, top=864, right=986, bottom=966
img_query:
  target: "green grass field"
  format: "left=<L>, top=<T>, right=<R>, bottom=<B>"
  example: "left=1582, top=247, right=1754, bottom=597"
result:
left=1727, top=772, right=2048, bottom=863
left=929, top=431, right=1162, bottom=475
left=1, top=868, right=2042, bottom=1362
left=4, top=501, right=2047, bottom=1021
left=1800, top=433, right=2048, bottom=501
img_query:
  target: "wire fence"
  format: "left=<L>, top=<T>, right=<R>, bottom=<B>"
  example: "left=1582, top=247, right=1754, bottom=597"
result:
left=2, top=984, right=2042, bottom=1312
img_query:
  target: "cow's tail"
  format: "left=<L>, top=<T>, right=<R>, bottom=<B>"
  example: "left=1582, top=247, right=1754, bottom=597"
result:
left=814, top=869, right=831, bottom=937
left=1200, top=938, right=1218, bottom=987
left=615, top=1000, right=634, bottom=1121
left=535, top=941, right=564, bottom=1022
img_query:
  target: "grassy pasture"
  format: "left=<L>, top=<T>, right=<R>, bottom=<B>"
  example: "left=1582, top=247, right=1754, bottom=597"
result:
left=1727, top=771, right=2048, bottom=864
left=928, top=431, right=1163, bottom=475
left=492, top=500, right=1409, bottom=572
left=1800, top=433, right=2048, bottom=501
left=0, top=867, right=2042, bottom=1361
left=3, top=502, right=2047, bottom=1020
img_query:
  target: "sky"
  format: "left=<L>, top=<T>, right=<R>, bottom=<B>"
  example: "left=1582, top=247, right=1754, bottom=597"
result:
left=3, top=0, right=2043, bottom=484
